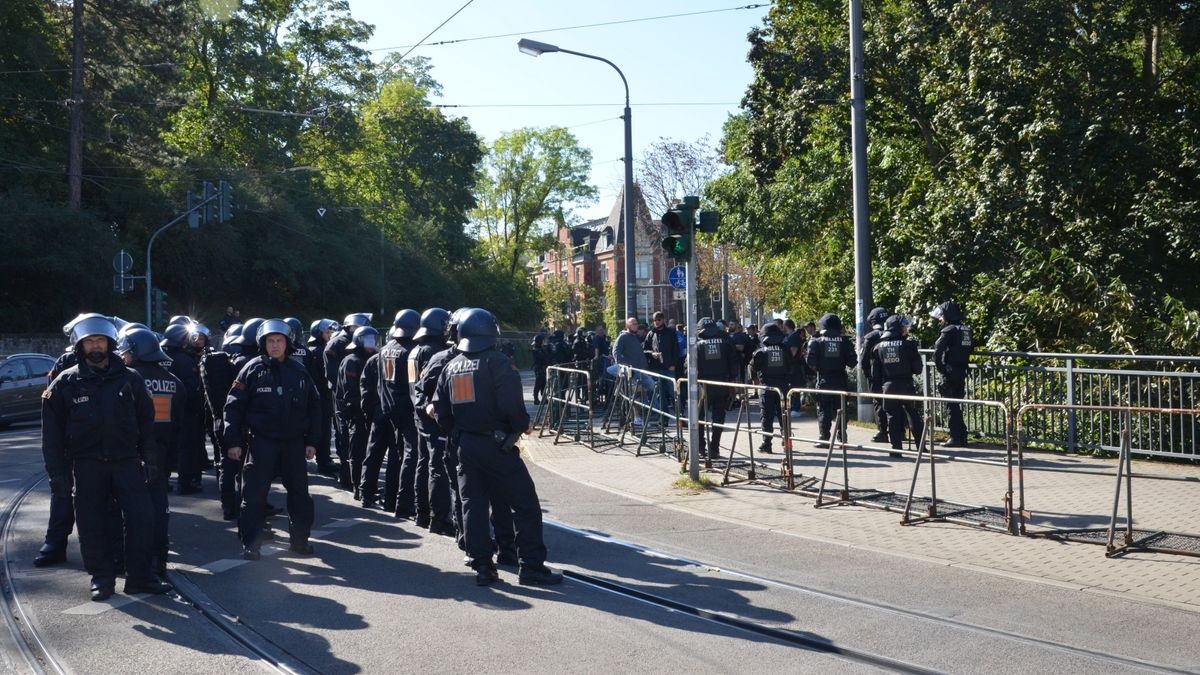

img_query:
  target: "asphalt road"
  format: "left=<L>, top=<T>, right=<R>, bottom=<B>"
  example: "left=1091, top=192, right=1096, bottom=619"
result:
left=2, top=419, right=1199, bottom=674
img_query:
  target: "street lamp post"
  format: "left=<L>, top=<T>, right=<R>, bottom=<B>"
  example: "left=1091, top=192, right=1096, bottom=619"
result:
left=518, top=38, right=637, bottom=323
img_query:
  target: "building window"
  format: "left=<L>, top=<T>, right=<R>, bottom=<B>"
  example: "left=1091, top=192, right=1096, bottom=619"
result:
left=600, top=264, right=609, bottom=284
left=574, top=264, right=582, bottom=283
left=636, top=261, right=651, bottom=281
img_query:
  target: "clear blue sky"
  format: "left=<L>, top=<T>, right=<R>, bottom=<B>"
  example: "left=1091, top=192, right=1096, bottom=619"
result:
left=345, top=1, right=771, bottom=220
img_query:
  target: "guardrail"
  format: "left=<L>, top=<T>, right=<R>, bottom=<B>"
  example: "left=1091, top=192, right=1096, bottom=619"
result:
left=925, top=350, right=1200, bottom=459
left=1016, top=403, right=1200, bottom=557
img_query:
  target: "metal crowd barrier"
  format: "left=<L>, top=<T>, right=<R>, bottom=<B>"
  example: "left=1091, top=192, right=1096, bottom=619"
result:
left=781, top=387, right=1018, bottom=534
left=927, top=350, right=1200, bottom=459
left=600, top=365, right=681, bottom=457
left=1017, top=403, right=1200, bottom=558
left=686, top=379, right=794, bottom=489
left=537, top=365, right=614, bottom=450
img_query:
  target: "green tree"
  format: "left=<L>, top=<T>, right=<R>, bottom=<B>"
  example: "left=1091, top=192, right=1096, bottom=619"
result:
left=473, top=127, right=597, bottom=277
left=710, top=0, right=1200, bottom=353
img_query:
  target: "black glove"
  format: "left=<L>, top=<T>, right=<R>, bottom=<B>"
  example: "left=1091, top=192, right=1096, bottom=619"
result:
left=48, top=475, right=70, bottom=497
left=144, top=463, right=162, bottom=486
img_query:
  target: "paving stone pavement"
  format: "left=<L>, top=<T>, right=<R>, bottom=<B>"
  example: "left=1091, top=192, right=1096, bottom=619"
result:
left=521, top=379, right=1200, bottom=613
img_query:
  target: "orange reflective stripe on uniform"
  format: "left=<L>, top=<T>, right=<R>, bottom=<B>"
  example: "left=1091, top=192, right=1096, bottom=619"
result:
left=152, top=393, right=172, bottom=423
left=450, top=372, right=476, bottom=403
left=383, top=357, right=396, bottom=381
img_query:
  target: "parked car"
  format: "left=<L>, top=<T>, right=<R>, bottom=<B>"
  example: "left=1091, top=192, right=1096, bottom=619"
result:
left=0, top=353, right=56, bottom=428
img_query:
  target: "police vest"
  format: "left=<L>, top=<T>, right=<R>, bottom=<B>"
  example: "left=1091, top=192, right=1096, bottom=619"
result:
left=943, top=325, right=973, bottom=365
left=877, top=339, right=912, bottom=379
left=289, top=345, right=309, bottom=367
left=696, top=337, right=728, bottom=380
left=758, top=344, right=789, bottom=384
left=811, top=336, right=846, bottom=374
left=135, top=364, right=179, bottom=426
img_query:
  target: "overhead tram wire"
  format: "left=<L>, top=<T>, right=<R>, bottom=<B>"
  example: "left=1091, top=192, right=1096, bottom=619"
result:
left=367, top=3, right=770, bottom=52
left=381, top=0, right=477, bottom=75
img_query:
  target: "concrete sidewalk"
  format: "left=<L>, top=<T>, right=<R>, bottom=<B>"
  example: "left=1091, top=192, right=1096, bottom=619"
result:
left=519, top=380, right=1200, bottom=614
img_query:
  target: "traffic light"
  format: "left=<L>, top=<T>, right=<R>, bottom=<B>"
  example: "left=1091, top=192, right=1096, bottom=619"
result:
left=218, top=180, right=233, bottom=223
left=203, top=181, right=218, bottom=224
left=152, top=288, right=168, bottom=327
left=660, top=196, right=699, bottom=261
left=697, top=210, right=721, bottom=233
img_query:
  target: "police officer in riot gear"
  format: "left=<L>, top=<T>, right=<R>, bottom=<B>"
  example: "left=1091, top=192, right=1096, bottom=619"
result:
left=380, top=310, right=421, bottom=517
left=932, top=301, right=973, bottom=447
left=162, top=323, right=204, bottom=495
left=414, top=309, right=465, bottom=537
left=325, top=313, right=371, bottom=488
left=360, top=310, right=419, bottom=511
left=118, top=328, right=184, bottom=578
left=337, top=325, right=379, bottom=499
left=188, top=323, right=221, bottom=467
left=202, top=324, right=244, bottom=520
left=858, top=307, right=892, bottom=443
left=871, top=315, right=925, bottom=451
left=232, top=318, right=265, bottom=369
left=308, top=319, right=339, bottom=476
left=751, top=324, right=790, bottom=454
left=407, top=308, right=450, bottom=529
left=34, top=313, right=108, bottom=568
left=223, top=319, right=321, bottom=560
left=694, top=317, right=739, bottom=460
left=433, top=308, right=561, bottom=586
left=42, top=316, right=171, bottom=600
left=805, top=314, right=857, bottom=443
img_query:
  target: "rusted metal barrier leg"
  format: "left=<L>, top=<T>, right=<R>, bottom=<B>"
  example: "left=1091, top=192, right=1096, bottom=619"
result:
left=924, top=414, right=937, bottom=518
left=902, top=421, right=926, bottom=525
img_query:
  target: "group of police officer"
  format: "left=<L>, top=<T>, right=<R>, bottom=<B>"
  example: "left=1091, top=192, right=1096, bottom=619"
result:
left=634, top=302, right=972, bottom=461
left=40, top=306, right=560, bottom=601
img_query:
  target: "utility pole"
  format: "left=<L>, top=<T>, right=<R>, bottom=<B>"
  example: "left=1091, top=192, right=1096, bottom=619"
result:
left=67, top=0, right=85, bottom=211
left=850, top=0, right=875, bottom=424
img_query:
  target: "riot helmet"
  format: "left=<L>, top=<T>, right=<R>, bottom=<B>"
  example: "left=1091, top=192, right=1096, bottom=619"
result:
left=188, top=322, right=211, bottom=351
left=447, top=307, right=471, bottom=345
left=342, top=313, right=372, bottom=330
left=63, top=312, right=108, bottom=339
left=866, top=307, right=890, bottom=329
left=222, top=324, right=244, bottom=350
left=167, top=315, right=192, bottom=328
left=696, top=316, right=721, bottom=338
left=391, top=309, right=420, bottom=340
left=817, top=313, right=843, bottom=336
left=309, top=319, right=338, bottom=345
left=234, top=318, right=266, bottom=350
left=930, top=301, right=962, bottom=324
left=884, top=314, right=911, bottom=335
left=348, top=325, right=380, bottom=353
left=117, top=328, right=171, bottom=364
left=284, top=317, right=304, bottom=347
left=256, top=319, right=293, bottom=353
left=71, top=315, right=119, bottom=365
left=117, top=321, right=150, bottom=338
left=160, top=323, right=190, bottom=350
left=456, top=308, right=499, bottom=353
left=413, top=308, right=450, bottom=340
left=761, top=323, right=784, bottom=345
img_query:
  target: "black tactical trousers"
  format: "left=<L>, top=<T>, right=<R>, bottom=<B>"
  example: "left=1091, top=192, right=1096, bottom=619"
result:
left=699, top=385, right=730, bottom=457
left=238, top=437, right=314, bottom=550
left=73, top=457, right=154, bottom=584
left=759, top=388, right=784, bottom=448
left=941, top=375, right=968, bottom=442
left=317, top=390, right=335, bottom=467
left=346, top=413, right=369, bottom=494
left=362, top=417, right=401, bottom=506
left=177, top=402, right=205, bottom=487
left=43, top=490, right=74, bottom=552
left=219, top=451, right=244, bottom=512
left=456, top=432, right=546, bottom=568
left=393, top=415, right=421, bottom=516
left=148, top=471, right=169, bottom=571
left=333, top=409, right=351, bottom=486
left=885, top=398, right=925, bottom=451
left=429, top=432, right=457, bottom=527
left=815, top=389, right=845, bottom=440
left=870, top=380, right=888, bottom=436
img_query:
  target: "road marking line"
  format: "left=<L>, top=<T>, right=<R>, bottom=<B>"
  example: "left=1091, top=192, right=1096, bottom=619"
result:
left=199, top=559, right=251, bottom=574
